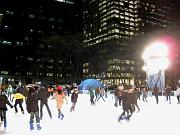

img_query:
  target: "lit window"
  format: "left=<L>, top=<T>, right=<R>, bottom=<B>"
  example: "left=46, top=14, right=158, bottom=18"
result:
left=129, top=4, right=133, bottom=8
left=2, top=41, right=11, bottom=45
left=48, top=59, right=54, bottom=63
left=120, top=2, right=124, bottom=5
left=47, top=73, right=53, bottom=77
left=49, top=17, right=55, bottom=22
left=27, top=72, right=32, bottom=76
left=27, top=57, right=33, bottom=61
left=125, top=12, right=130, bottom=16
left=120, top=15, right=124, bottom=19
left=125, top=17, right=129, bottom=20
left=47, top=66, right=53, bottom=69
left=125, top=21, right=129, bottom=24
left=29, top=14, right=35, bottom=18
left=58, top=60, right=63, bottom=63
left=130, top=22, right=134, bottom=26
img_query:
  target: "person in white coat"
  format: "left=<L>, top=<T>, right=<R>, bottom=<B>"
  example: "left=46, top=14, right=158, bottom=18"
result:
left=176, top=85, right=180, bottom=104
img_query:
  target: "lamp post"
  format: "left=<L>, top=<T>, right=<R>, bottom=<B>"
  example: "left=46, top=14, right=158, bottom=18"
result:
left=142, top=42, right=169, bottom=93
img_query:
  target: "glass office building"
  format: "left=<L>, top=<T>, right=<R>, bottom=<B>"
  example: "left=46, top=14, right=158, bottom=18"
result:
left=83, top=0, right=174, bottom=86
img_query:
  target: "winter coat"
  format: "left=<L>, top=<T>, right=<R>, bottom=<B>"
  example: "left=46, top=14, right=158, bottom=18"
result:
left=153, top=86, right=159, bottom=95
left=176, top=88, right=180, bottom=96
left=89, top=89, right=94, bottom=97
left=55, top=92, right=65, bottom=109
left=13, top=93, right=25, bottom=100
left=121, top=91, right=131, bottom=112
left=0, top=95, right=13, bottom=111
left=165, top=87, right=171, bottom=95
left=38, top=86, right=50, bottom=101
left=16, top=86, right=25, bottom=95
left=26, top=90, right=39, bottom=113
left=71, top=92, right=78, bottom=103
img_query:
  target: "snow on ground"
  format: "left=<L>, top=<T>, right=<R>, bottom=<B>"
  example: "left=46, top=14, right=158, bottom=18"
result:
left=0, top=94, right=180, bottom=135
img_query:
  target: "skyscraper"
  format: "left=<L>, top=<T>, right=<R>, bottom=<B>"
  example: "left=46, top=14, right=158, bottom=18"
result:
left=0, top=0, right=83, bottom=84
left=83, top=0, right=175, bottom=86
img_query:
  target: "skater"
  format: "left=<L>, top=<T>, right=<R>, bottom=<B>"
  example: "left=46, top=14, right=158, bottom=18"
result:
left=118, top=89, right=133, bottom=122
left=114, top=84, right=123, bottom=107
left=55, top=85, right=65, bottom=120
left=114, top=85, right=119, bottom=107
left=165, top=85, right=171, bottom=104
left=104, top=86, right=108, bottom=98
left=13, top=89, right=25, bottom=114
left=48, top=84, right=55, bottom=99
left=117, top=84, right=123, bottom=106
left=135, top=87, right=141, bottom=100
left=142, top=86, right=148, bottom=103
left=66, top=85, right=71, bottom=97
left=95, top=87, right=100, bottom=101
left=26, top=85, right=41, bottom=131
left=62, top=85, right=68, bottom=104
left=175, top=85, right=180, bottom=104
left=7, top=85, right=14, bottom=102
left=128, top=85, right=140, bottom=112
left=97, top=87, right=105, bottom=102
left=0, top=91, right=13, bottom=128
left=89, top=87, right=95, bottom=105
left=38, top=84, right=52, bottom=120
left=153, top=84, right=159, bottom=104
left=70, top=89, right=78, bottom=112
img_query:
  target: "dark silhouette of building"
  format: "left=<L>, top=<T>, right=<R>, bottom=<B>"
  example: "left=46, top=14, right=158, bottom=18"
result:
left=0, top=0, right=83, bottom=84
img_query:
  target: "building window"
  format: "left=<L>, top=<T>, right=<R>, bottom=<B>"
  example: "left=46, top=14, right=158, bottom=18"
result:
left=29, top=14, right=35, bottom=18
left=58, top=60, right=63, bottom=64
left=2, top=41, right=11, bottom=45
left=49, top=17, right=55, bottom=22
left=39, top=15, right=45, bottom=20
left=48, top=59, right=54, bottom=63
left=27, top=72, right=32, bottom=76
left=47, top=65, right=53, bottom=69
left=57, top=74, right=62, bottom=77
left=27, top=57, right=33, bottom=61
left=47, top=73, right=53, bottom=77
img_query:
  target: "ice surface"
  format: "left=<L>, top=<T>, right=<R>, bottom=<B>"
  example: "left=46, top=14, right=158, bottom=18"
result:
left=0, top=94, right=180, bottom=135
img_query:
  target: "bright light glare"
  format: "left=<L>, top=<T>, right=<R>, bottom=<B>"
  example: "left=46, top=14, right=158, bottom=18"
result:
left=142, top=42, right=169, bottom=71
left=142, top=42, right=168, bottom=60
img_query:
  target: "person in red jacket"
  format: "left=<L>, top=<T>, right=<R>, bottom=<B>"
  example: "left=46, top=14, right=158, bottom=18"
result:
left=55, top=85, right=65, bottom=120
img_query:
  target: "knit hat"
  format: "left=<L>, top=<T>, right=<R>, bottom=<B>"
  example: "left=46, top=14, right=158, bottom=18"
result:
left=57, top=85, right=62, bottom=91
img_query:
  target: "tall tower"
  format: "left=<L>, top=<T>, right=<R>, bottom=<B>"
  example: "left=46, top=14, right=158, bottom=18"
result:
left=0, top=0, right=83, bottom=84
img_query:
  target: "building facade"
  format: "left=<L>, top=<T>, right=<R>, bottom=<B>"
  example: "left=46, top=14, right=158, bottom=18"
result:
left=0, top=0, right=83, bottom=84
left=83, top=0, right=175, bottom=86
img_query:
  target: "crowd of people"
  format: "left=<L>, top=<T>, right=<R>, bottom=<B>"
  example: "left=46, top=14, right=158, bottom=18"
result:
left=0, top=82, right=180, bottom=131
left=0, top=83, right=78, bottom=131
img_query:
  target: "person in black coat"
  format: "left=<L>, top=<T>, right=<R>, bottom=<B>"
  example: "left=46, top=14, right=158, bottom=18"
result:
left=26, top=86, right=41, bottom=131
left=0, top=91, right=13, bottom=128
left=118, top=90, right=133, bottom=122
left=38, top=85, right=52, bottom=120
left=70, top=89, right=78, bottom=112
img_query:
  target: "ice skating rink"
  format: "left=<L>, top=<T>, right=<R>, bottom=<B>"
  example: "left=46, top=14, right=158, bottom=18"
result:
left=0, top=94, right=180, bottom=135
